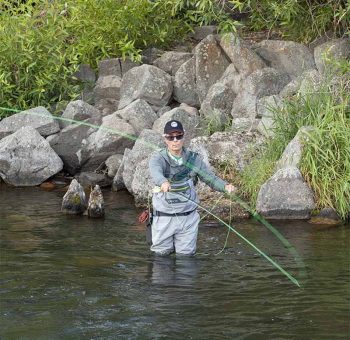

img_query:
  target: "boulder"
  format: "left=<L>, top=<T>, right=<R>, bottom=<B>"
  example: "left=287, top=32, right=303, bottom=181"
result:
left=0, top=127, right=63, bottom=186
left=0, top=106, right=60, bottom=140
left=112, top=148, right=130, bottom=191
left=94, top=98, right=119, bottom=116
left=231, top=67, right=290, bottom=119
left=61, top=179, right=87, bottom=215
left=232, top=118, right=260, bottom=132
left=298, top=69, right=323, bottom=95
left=48, top=116, right=101, bottom=175
left=195, top=34, right=230, bottom=102
left=152, top=107, right=200, bottom=146
left=87, top=185, right=105, bottom=218
left=93, top=75, right=122, bottom=102
left=60, top=100, right=101, bottom=129
left=189, top=25, right=217, bottom=41
left=309, top=207, right=342, bottom=225
left=219, top=64, right=243, bottom=95
left=142, top=47, right=163, bottom=65
left=256, top=166, right=316, bottom=219
left=153, top=51, right=193, bottom=75
left=314, top=38, right=350, bottom=74
left=105, top=154, right=124, bottom=178
left=118, top=64, right=173, bottom=111
left=75, top=172, right=112, bottom=188
left=219, top=33, right=266, bottom=77
left=116, top=99, right=158, bottom=135
left=122, top=129, right=164, bottom=196
left=98, top=58, right=140, bottom=78
left=253, top=40, right=316, bottom=78
left=173, top=57, right=200, bottom=107
left=256, top=95, right=282, bottom=137
left=200, top=83, right=235, bottom=128
left=74, top=64, right=96, bottom=83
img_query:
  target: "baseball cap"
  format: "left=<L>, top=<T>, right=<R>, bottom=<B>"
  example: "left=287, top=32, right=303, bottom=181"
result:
left=163, top=120, right=184, bottom=135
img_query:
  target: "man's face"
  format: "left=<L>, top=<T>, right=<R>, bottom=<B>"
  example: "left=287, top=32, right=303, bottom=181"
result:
left=164, top=132, right=184, bottom=153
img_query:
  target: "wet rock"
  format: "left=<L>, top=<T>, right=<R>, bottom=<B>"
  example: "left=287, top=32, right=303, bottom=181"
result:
left=195, top=34, right=230, bottom=102
left=118, top=64, right=173, bottom=111
left=87, top=185, right=105, bottom=218
left=0, top=127, right=63, bottom=186
left=309, top=207, right=342, bottom=225
left=256, top=166, right=316, bottom=219
left=61, top=179, right=87, bottom=215
left=0, top=106, right=60, bottom=140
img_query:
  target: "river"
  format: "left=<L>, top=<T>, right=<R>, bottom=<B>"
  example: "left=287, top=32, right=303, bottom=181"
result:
left=0, top=185, right=349, bottom=339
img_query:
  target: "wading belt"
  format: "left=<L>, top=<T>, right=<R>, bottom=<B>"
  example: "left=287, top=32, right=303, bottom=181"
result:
left=154, top=209, right=196, bottom=217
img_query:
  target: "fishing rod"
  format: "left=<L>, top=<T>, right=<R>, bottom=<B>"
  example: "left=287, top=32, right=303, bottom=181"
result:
left=0, top=106, right=306, bottom=285
left=175, top=191, right=301, bottom=287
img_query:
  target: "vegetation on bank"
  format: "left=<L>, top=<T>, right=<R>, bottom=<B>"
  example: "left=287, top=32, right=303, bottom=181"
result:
left=238, top=61, right=350, bottom=220
left=0, top=0, right=349, bottom=113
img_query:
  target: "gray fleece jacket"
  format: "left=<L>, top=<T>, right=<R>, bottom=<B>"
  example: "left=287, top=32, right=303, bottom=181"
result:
left=149, top=147, right=227, bottom=192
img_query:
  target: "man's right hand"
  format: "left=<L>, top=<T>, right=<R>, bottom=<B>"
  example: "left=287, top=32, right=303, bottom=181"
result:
left=160, top=181, right=171, bottom=192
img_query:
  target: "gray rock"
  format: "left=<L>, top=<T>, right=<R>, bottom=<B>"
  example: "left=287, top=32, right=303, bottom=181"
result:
left=142, top=47, right=163, bottom=65
left=118, top=64, right=173, bottom=110
left=173, top=57, right=200, bottom=107
left=314, top=38, right=350, bottom=74
left=153, top=107, right=200, bottom=146
left=309, top=207, right=342, bottom=225
left=122, top=129, right=164, bottom=195
left=256, top=166, right=316, bottom=219
left=276, top=126, right=313, bottom=170
left=74, top=64, right=96, bottom=83
left=200, top=83, right=235, bottom=128
left=0, top=106, right=60, bottom=139
left=112, top=148, right=130, bottom=191
left=105, top=154, right=123, bottom=178
left=219, top=64, right=243, bottom=95
left=94, top=98, right=119, bottom=116
left=117, top=99, right=158, bottom=135
left=219, top=33, right=266, bottom=77
left=231, top=67, right=290, bottom=119
left=256, top=95, right=282, bottom=137
left=94, top=75, right=122, bottom=102
left=253, top=40, right=316, bottom=78
left=189, top=25, right=217, bottom=41
left=49, top=116, right=100, bottom=175
left=75, top=172, right=112, bottom=188
left=0, top=127, right=63, bottom=186
left=298, top=69, right=323, bottom=95
left=61, top=179, right=87, bottom=215
left=195, top=34, right=230, bottom=102
left=87, top=185, right=105, bottom=218
left=279, top=76, right=303, bottom=98
left=60, top=100, right=101, bottom=129
left=98, top=58, right=122, bottom=77
left=232, top=118, right=260, bottom=132
left=153, top=51, right=192, bottom=75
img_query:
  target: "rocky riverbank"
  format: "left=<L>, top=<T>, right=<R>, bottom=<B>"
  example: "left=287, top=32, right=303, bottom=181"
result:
left=0, top=29, right=348, bottom=223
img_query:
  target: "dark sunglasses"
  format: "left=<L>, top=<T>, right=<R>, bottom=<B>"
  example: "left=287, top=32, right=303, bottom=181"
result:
left=164, top=134, right=184, bottom=141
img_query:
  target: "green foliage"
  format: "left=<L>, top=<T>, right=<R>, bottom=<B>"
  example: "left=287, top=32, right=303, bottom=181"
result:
left=228, top=0, right=350, bottom=43
left=200, top=111, right=232, bottom=136
left=239, top=62, right=350, bottom=219
left=0, top=0, right=239, bottom=114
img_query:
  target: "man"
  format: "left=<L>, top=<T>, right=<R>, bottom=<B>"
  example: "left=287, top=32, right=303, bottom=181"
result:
left=148, top=120, right=236, bottom=256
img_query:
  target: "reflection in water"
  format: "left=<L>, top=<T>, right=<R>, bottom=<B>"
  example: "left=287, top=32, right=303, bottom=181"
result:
left=0, top=185, right=349, bottom=339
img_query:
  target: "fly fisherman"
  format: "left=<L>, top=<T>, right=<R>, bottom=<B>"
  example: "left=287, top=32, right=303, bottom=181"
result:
left=149, top=120, right=236, bottom=256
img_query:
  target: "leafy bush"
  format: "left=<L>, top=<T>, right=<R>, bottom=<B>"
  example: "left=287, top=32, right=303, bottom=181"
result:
left=239, top=62, right=350, bottom=219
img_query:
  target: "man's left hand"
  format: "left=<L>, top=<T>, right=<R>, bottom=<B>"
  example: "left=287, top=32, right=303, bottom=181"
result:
left=225, top=184, right=236, bottom=194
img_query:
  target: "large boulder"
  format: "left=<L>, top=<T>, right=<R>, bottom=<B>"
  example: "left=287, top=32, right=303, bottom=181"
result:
left=219, top=64, right=243, bottom=95
left=219, top=33, right=266, bottom=77
left=256, top=166, right=316, bottom=219
left=118, top=64, right=173, bottom=111
left=122, top=129, right=164, bottom=200
left=81, top=114, right=135, bottom=171
left=0, top=106, right=59, bottom=140
left=60, top=100, right=101, bottom=129
left=116, top=99, right=158, bottom=135
left=153, top=51, right=192, bottom=75
left=93, top=75, right=122, bottom=102
left=231, top=67, right=290, bottom=120
left=200, top=83, right=235, bottom=128
left=0, top=127, right=63, bottom=186
left=195, top=34, right=230, bottom=102
left=253, top=40, right=316, bottom=78
left=173, top=57, right=200, bottom=107
left=314, top=38, right=350, bottom=74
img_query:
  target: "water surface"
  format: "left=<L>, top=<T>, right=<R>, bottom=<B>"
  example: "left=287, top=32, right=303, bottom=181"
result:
left=0, top=185, right=349, bottom=339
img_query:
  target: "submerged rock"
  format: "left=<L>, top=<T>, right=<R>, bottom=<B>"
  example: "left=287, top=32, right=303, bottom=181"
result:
left=61, top=179, right=87, bottom=215
left=309, top=207, right=342, bottom=225
left=87, top=185, right=105, bottom=218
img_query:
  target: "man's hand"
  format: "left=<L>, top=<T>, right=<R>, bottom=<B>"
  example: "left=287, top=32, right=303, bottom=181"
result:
left=225, top=184, right=236, bottom=194
left=160, top=181, right=171, bottom=192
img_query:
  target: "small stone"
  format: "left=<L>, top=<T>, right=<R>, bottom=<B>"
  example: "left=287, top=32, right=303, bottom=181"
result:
left=61, top=179, right=87, bottom=215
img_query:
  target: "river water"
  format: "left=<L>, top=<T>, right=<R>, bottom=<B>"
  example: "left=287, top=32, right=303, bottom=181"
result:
left=0, top=185, right=349, bottom=339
